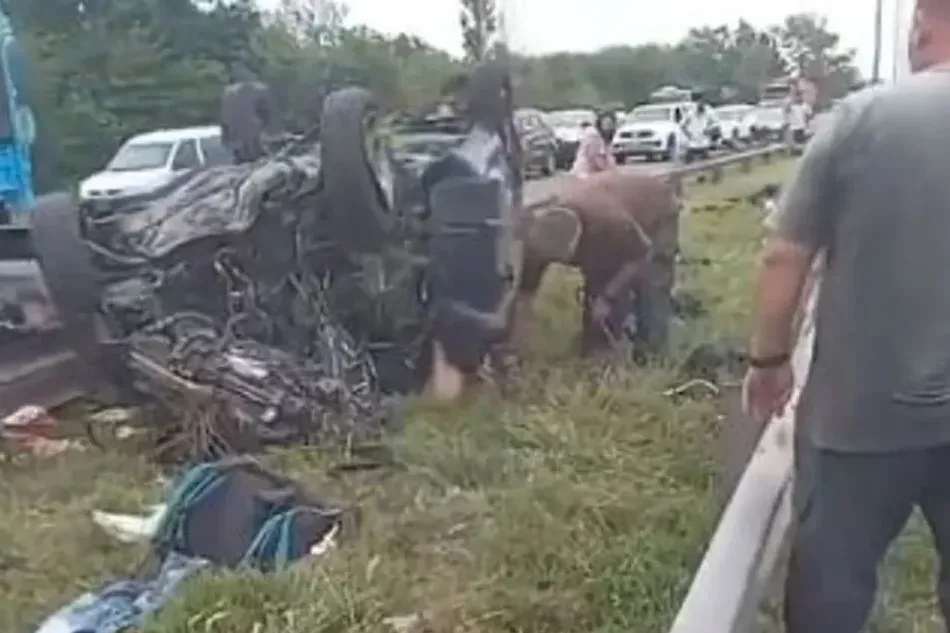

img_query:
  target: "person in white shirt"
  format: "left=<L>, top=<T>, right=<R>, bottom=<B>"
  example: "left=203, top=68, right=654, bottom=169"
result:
left=786, top=94, right=811, bottom=145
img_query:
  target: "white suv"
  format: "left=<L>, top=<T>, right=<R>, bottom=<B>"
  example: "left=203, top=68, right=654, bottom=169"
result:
left=79, top=126, right=230, bottom=201
left=611, top=102, right=713, bottom=163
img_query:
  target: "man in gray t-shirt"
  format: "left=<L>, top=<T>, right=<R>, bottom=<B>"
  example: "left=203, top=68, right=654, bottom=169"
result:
left=743, top=1, right=950, bottom=630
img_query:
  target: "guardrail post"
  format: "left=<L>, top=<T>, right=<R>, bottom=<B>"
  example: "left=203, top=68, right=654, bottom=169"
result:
left=740, top=158, right=752, bottom=173
left=710, top=165, right=723, bottom=183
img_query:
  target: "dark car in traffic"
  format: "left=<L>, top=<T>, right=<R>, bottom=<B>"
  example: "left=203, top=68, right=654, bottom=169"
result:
left=513, top=108, right=558, bottom=178
left=545, top=108, right=596, bottom=169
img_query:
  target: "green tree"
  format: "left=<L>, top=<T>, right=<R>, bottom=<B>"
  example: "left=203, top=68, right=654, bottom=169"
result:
left=671, top=21, right=787, bottom=102
left=5, top=0, right=858, bottom=189
left=459, top=0, right=497, bottom=62
left=771, top=13, right=860, bottom=104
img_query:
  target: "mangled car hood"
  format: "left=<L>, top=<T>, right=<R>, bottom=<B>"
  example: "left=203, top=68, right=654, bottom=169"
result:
left=114, top=153, right=322, bottom=260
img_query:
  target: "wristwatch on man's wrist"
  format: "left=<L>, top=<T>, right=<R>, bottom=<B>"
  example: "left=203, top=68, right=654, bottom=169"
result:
left=747, top=352, right=790, bottom=369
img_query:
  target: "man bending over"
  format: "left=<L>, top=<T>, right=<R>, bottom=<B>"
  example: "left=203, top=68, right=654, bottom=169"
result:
left=513, top=170, right=680, bottom=356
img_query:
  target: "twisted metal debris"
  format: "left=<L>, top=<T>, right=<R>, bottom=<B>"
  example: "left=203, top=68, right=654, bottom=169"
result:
left=84, top=150, right=394, bottom=459
left=30, top=61, right=522, bottom=461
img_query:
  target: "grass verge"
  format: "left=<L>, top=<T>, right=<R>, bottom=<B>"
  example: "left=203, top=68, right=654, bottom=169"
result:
left=2, top=160, right=794, bottom=633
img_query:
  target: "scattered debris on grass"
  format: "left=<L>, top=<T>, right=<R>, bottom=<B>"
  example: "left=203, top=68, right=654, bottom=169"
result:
left=2, top=405, right=82, bottom=457
left=2, top=162, right=808, bottom=633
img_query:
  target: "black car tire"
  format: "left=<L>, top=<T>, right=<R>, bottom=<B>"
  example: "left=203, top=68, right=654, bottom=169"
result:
left=542, top=151, right=556, bottom=176
left=320, top=87, right=396, bottom=254
left=29, top=192, right=122, bottom=397
left=30, top=192, right=101, bottom=322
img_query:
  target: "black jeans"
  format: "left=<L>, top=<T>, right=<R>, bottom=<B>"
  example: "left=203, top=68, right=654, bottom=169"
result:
left=787, top=440, right=950, bottom=632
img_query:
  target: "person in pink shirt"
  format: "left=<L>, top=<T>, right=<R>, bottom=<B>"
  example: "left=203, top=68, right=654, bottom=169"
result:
left=570, top=122, right=615, bottom=177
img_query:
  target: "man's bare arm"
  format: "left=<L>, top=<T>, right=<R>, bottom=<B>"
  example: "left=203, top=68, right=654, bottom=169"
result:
left=602, top=259, right=643, bottom=301
left=747, top=92, right=865, bottom=359
left=750, top=238, right=814, bottom=358
left=600, top=214, right=652, bottom=300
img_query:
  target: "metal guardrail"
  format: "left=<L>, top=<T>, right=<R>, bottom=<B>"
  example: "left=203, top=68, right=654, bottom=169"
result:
left=669, top=273, right=819, bottom=633
left=0, top=143, right=792, bottom=419
left=673, top=143, right=789, bottom=182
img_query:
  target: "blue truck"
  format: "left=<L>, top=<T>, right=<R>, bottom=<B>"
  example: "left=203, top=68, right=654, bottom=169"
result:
left=0, top=8, right=33, bottom=223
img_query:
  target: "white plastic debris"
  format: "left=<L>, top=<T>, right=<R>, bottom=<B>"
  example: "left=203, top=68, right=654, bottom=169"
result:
left=92, top=504, right=167, bottom=544
left=2, top=404, right=55, bottom=430
left=88, top=407, right=137, bottom=426
left=383, top=614, right=424, bottom=633
left=309, top=522, right=340, bottom=557
left=1, top=405, right=78, bottom=456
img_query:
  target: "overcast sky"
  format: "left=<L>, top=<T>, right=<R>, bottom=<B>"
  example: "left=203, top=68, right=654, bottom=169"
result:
left=261, top=0, right=916, bottom=80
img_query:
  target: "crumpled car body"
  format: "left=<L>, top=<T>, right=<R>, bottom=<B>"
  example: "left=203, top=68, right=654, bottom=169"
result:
left=29, top=62, right=523, bottom=460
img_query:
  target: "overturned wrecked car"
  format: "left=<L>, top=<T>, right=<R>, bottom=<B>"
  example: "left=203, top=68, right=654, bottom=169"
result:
left=28, top=63, right=524, bottom=460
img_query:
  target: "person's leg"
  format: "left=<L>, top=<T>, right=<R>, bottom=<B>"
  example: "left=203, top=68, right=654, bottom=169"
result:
left=605, top=286, right=633, bottom=342
left=580, top=274, right=605, bottom=355
left=634, top=213, right=677, bottom=357
left=785, top=447, right=925, bottom=633
left=916, top=444, right=950, bottom=625
left=580, top=273, right=623, bottom=356
left=633, top=279, right=673, bottom=355
left=426, top=338, right=465, bottom=401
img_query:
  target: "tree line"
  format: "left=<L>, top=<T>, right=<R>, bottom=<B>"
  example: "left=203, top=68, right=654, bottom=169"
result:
left=0, top=0, right=860, bottom=191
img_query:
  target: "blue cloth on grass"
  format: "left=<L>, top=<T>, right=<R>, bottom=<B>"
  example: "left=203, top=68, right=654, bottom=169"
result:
left=33, top=552, right=208, bottom=633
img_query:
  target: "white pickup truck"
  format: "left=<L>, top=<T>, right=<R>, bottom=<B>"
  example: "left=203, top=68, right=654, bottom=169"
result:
left=611, top=101, right=715, bottom=163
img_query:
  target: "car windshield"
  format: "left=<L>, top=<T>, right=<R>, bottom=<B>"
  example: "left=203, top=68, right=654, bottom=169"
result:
left=107, top=141, right=174, bottom=171
left=629, top=107, right=672, bottom=122
left=546, top=111, right=594, bottom=127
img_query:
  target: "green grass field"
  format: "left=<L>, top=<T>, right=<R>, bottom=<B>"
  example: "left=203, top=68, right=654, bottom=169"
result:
left=15, top=158, right=938, bottom=633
